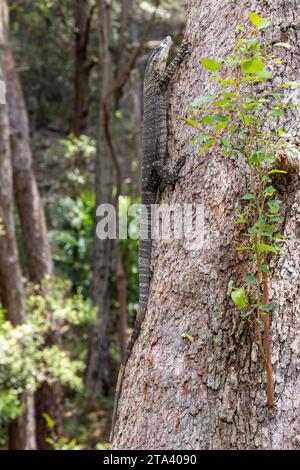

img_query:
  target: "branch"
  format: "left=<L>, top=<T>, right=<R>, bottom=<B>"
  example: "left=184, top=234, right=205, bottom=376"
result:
left=105, top=0, right=160, bottom=100
left=101, top=102, right=122, bottom=198
left=83, top=2, right=96, bottom=51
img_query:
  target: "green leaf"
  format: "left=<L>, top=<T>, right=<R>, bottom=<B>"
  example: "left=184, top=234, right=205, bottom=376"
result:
left=202, top=114, right=228, bottom=124
left=251, top=151, right=265, bottom=163
left=200, top=58, right=222, bottom=72
left=260, top=224, right=276, bottom=237
left=241, top=193, right=256, bottom=200
left=214, top=121, right=229, bottom=131
left=231, top=289, right=249, bottom=308
left=242, top=75, right=255, bottom=82
left=274, top=233, right=286, bottom=240
left=248, top=225, right=258, bottom=235
left=224, top=92, right=236, bottom=99
left=199, top=138, right=216, bottom=152
left=241, top=310, right=256, bottom=318
left=248, top=11, right=264, bottom=26
left=192, top=133, right=212, bottom=143
left=261, top=264, right=270, bottom=273
left=191, top=95, right=216, bottom=107
left=181, top=117, right=199, bottom=129
left=244, top=101, right=259, bottom=109
left=271, top=93, right=282, bottom=102
left=222, top=138, right=230, bottom=147
left=272, top=107, right=284, bottom=117
left=257, top=69, right=272, bottom=80
left=242, top=59, right=264, bottom=74
left=43, top=413, right=55, bottom=430
left=244, top=275, right=257, bottom=286
left=213, top=99, right=231, bottom=107
left=282, top=81, right=300, bottom=88
left=181, top=332, right=194, bottom=342
left=261, top=303, right=274, bottom=313
left=235, top=213, right=247, bottom=224
left=267, top=199, right=281, bottom=214
left=248, top=12, right=270, bottom=30
left=274, top=42, right=291, bottom=49
left=256, top=243, right=278, bottom=254
left=278, top=128, right=290, bottom=138
left=267, top=169, right=287, bottom=175
left=258, top=20, right=271, bottom=30
left=264, top=186, right=276, bottom=197
left=267, top=215, right=282, bottom=223
left=236, top=246, right=253, bottom=251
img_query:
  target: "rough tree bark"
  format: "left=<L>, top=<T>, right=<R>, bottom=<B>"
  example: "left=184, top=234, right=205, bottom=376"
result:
left=1, top=0, right=63, bottom=449
left=113, top=0, right=300, bottom=449
left=0, top=11, right=36, bottom=447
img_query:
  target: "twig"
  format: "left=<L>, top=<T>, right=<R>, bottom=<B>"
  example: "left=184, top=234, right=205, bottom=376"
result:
left=105, top=0, right=160, bottom=100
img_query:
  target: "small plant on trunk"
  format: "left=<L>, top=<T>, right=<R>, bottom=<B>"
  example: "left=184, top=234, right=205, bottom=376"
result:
left=183, top=11, right=299, bottom=414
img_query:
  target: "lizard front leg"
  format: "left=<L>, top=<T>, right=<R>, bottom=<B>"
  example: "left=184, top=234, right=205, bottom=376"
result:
left=159, top=42, right=192, bottom=91
left=152, top=154, right=186, bottom=185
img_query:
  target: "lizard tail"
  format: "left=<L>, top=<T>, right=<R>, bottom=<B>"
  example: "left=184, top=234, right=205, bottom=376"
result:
left=110, top=203, right=153, bottom=442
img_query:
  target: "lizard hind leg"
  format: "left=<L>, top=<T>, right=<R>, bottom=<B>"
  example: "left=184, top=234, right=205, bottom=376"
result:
left=152, top=154, right=187, bottom=187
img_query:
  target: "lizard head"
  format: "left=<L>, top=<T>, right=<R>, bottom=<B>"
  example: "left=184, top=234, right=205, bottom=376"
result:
left=147, top=36, right=173, bottom=75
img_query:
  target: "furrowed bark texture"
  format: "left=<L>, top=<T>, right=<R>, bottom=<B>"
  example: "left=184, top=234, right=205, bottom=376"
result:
left=113, top=0, right=300, bottom=449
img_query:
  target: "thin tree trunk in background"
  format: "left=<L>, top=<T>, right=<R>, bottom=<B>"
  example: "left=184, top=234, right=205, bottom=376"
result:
left=6, top=46, right=63, bottom=451
left=5, top=49, right=53, bottom=283
left=0, top=0, right=24, bottom=328
left=73, top=0, right=95, bottom=135
left=85, top=0, right=115, bottom=396
left=0, top=34, right=36, bottom=447
left=1, top=0, right=63, bottom=449
left=113, top=0, right=300, bottom=449
left=8, top=395, right=36, bottom=450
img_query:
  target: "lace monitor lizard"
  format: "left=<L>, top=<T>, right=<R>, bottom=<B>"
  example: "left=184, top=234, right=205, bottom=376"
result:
left=110, top=36, right=192, bottom=441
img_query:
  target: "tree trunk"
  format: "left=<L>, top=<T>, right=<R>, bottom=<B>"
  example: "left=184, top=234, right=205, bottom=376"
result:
left=0, top=16, right=36, bottom=447
left=113, top=0, right=300, bottom=450
left=73, top=0, right=95, bottom=136
left=0, top=1, right=24, bottom=327
left=85, top=0, right=115, bottom=396
left=1, top=0, right=63, bottom=449
left=8, top=395, right=37, bottom=450
left=6, top=45, right=63, bottom=451
left=5, top=48, right=53, bottom=283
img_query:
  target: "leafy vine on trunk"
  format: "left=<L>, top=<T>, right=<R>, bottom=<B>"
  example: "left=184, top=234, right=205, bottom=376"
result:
left=183, top=11, right=299, bottom=413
